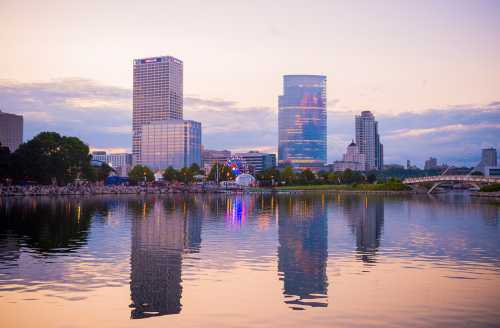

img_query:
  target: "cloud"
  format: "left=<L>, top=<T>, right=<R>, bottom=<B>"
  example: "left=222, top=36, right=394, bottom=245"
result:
left=1, top=78, right=498, bottom=167
left=386, top=123, right=500, bottom=138
left=0, top=78, right=132, bottom=150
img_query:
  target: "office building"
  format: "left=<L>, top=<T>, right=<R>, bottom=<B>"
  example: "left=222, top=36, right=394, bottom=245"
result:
left=0, top=110, right=23, bottom=152
left=139, top=120, right=201, bottom=171
left=481, top=148, right=497, bottom=167
left=424, top=157, right=438, bottom=170
left=278, top=75, right=327, bottom=171
left=132, top=56, right=184, bottom=164
left=332, top=141, right=366, bottom=172
left=355, top=111, right=383, bottom=171
left=91, top=151, right=133, bottom=176
left=484, top=166, right=500, bottom=177
left=234, top=151, right=276, bottom=174
left=202, top=149, right=231, bottom=172
left=474, top=147, right=498, bottom=174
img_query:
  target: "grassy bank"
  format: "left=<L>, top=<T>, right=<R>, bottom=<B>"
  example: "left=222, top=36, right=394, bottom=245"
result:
left=479, top=184, right=500, bottom=192
left=255, top=182, right=412, bottom=192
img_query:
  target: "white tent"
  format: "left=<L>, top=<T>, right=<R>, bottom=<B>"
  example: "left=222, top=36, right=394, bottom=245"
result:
left=235, top=174, right=256, bottom=187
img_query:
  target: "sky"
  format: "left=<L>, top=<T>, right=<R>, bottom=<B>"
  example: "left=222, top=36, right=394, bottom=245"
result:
left=1, top=0, right=499, bottom=166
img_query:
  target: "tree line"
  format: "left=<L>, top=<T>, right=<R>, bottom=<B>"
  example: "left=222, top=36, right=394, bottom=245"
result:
left=127, top=162, right=237, bottom=184
left=0, top=131, right=406, bottom=187
left=255, top=166, right=378, bottom=186
left=0, top=132, right=111, bottom=185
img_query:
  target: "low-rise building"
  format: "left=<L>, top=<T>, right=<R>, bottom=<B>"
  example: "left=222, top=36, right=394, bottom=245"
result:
left=484, top=166, right=500, bottom=177
left=332, top=160, right=365, bottom=172
left=91, top=151, right=133, bottom=176
left=0, top=110, right=23, bottom=152
left=233, top=151, right=276, bottom=174
left=202, top=149, right=231, bottom=173
left=331, top=141, right=365, bottom=172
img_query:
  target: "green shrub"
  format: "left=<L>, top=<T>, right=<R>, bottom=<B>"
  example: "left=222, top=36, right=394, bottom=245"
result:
left=480, top=184, right=500, bottom=192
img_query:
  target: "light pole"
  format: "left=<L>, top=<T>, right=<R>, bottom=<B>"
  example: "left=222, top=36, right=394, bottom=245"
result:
left=216, top=162, right=219, bottom=185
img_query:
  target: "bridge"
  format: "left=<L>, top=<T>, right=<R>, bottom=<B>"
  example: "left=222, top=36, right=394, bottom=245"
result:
left=403, top=175, right=500, bottom=194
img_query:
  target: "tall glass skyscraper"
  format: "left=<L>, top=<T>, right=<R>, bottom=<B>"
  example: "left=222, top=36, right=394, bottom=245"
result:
left=278, top=75, right=327, bottom=170
left=140, top=120, right=201, bottom=171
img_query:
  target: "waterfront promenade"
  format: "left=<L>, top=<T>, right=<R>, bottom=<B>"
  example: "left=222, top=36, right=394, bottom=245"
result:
left=0, top=184, right=226, bottom=197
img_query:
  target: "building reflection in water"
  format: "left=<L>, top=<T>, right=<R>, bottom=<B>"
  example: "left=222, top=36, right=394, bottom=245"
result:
left=277, top=194, right=328, bottom=310
left=129, top=196, right=202, bottom=319
left=341, top=195, right=384, bottom=263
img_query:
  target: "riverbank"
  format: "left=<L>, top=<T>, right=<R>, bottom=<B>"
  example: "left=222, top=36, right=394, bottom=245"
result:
left=251, top=183, right=416, bottom=194
left=0, top=184, right=238, bottom=197
left=471, top=191, right=500, bottom=200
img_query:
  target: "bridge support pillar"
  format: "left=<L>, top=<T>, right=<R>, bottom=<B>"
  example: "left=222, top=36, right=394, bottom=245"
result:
left=428, top=182, right=442, bottom=194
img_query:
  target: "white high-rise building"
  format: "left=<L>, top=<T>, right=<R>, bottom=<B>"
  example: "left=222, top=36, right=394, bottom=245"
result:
left=132, top=55, right=201, bottom=170
left=132, top=56, right=184, bottom=165
left=355, top=111, right=383, bottom=171
left=475, top=147, right=498, bottom=175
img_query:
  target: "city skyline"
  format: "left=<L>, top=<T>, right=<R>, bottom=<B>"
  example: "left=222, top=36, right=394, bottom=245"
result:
left=1, top=0, right=499, bottom=166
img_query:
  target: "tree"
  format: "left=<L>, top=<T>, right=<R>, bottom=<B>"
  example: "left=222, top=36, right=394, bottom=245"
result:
left=163, top=166, right=179, bottom=182
left=327, top=172, right=342, bottom=184
left=281, top=166, right=295, bottom=185
left=208, top=163, right=235, bottom=182
left=317, top=170, right=330, bottom=184
left=366, top=173, right=377, bottom=184
left=188, top=163, right=201, bottom=176
left=10, top=132, right=91, bottom=185
left=256, top=167, right=280, bottom=186
left=60, top=136, right=92, bottom=182
left=92, top=162, right=112, bottom=182
left=0, top=142, right=11, bottom=181
left=341, top=169, right=365, bottom=184
left=298, top=169, right=316, bottom=184
left=179, top=167, right=194, bottom=184
left=129, top=165, right=154, bottom=183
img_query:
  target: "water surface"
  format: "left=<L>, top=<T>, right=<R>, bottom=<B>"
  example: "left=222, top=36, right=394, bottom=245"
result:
left=0, top=193, right=499, bottom=327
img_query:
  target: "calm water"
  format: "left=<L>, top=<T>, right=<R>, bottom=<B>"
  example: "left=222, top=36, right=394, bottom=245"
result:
left=0, top=193, right=499, bottom=327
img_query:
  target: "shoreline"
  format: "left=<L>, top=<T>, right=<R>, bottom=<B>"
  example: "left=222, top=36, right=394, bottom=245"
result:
left=251, top=188, right=418, bottom=195
left=3, top=185, right=499, bottom=199
left=471, top=191, right=500, bottom=200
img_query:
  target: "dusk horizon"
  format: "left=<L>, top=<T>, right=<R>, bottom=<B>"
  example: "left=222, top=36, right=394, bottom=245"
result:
left=2, top=0, right=500, bottom=167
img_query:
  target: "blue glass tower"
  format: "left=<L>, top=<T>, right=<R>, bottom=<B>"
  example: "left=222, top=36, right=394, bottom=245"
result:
left=278, top=75, right=327, bottom=170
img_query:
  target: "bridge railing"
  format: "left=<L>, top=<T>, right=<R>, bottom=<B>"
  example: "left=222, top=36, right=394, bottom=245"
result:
left=403, top=175, right=500, bottom=184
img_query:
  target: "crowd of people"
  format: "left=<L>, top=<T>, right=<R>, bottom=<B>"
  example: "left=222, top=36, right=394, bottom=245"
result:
left=0, top=182, right=225, bottom=197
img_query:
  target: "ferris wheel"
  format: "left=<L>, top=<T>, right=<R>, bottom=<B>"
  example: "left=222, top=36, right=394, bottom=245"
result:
left=226, top=157, right=244, bottom=176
